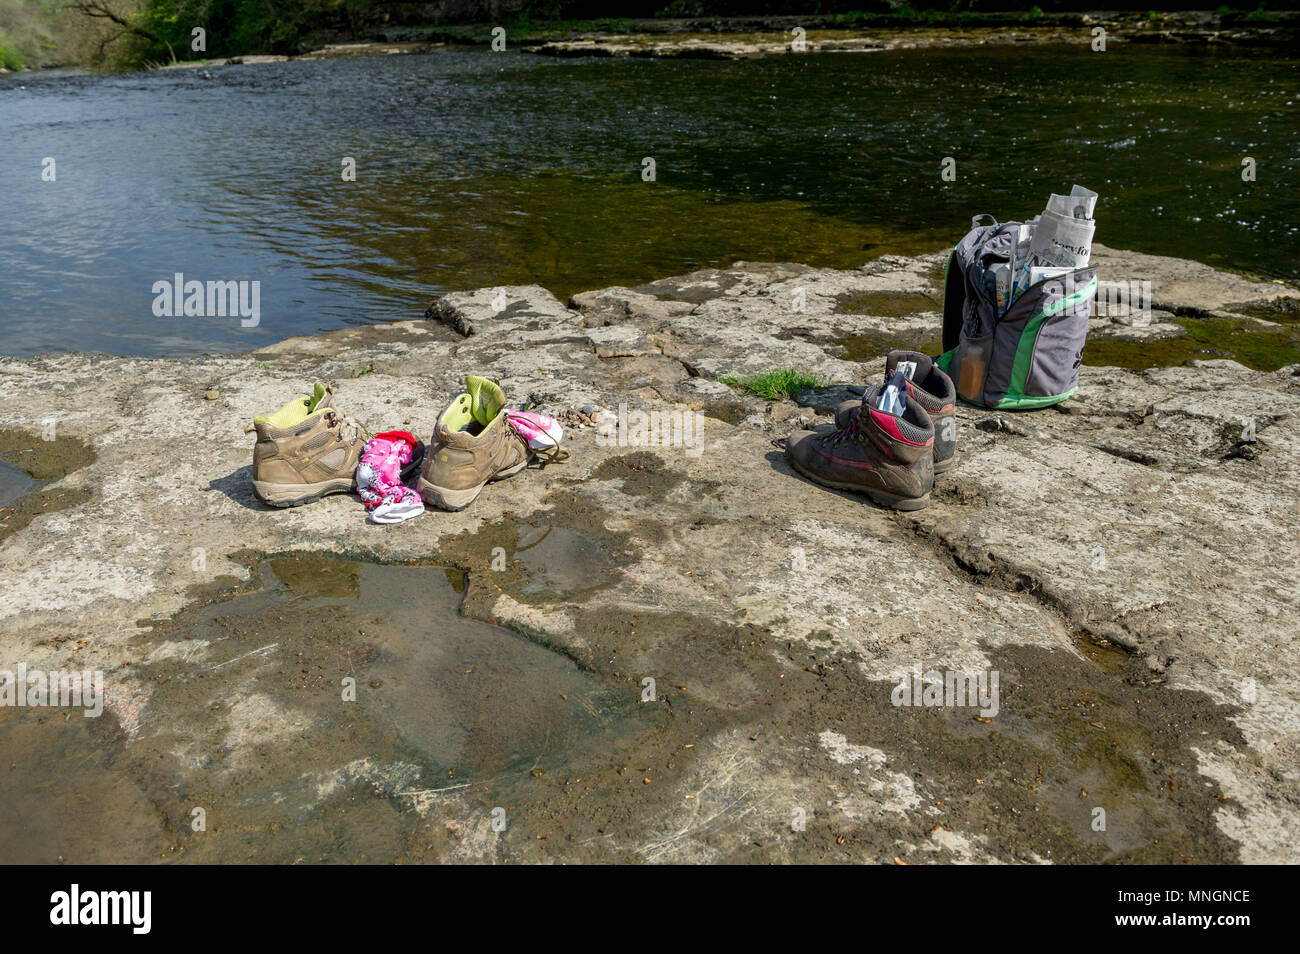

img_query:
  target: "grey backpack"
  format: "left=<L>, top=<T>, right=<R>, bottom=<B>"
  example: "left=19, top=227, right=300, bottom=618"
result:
left=937, top=215, right=1097, bottom=409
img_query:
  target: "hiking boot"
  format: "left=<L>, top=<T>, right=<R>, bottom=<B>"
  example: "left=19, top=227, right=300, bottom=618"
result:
left=835, top=350, right=958, bottom=474
left=786, top=382, right=935, bottom=510
left=417, top=376, right=531, bottom=511
left=249, top=382, right=368, bottom=507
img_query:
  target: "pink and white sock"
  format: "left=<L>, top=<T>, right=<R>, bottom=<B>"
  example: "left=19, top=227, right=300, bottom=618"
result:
left=356, top=430, right=424, bottom=524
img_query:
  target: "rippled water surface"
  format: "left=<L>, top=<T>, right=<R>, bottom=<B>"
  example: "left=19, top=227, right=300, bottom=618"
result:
left=2, top=46, right=1296, bottom=356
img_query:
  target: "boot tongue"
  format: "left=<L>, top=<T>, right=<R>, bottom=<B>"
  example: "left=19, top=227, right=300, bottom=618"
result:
left=876, top=370, right=909, bottom=416
left=466, top=375, right=506, bottom=426
left=306, top=382, right=333, bottom=415
left=887, top=351, right=933, bottom=383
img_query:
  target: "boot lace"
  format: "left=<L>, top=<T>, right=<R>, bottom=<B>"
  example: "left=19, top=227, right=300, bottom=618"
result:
left=823, top=414, right=862, bottom=446
left=325, top=411, right=367, bottom=445
left=505, top=416, right=571, bottom=465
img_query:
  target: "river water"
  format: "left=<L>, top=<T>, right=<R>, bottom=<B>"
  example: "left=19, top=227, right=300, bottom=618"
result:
left=2, top=45, right=1296, bottom=357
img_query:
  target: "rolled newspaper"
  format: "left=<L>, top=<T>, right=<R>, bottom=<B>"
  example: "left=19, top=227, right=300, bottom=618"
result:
left=1011, top=184, right=1097, bottom=303
left=1029, top=184, right=1097, bottom=269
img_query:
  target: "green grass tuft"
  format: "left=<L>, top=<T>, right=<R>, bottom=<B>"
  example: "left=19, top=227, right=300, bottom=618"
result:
left=721, top=368, right=823, bottom=401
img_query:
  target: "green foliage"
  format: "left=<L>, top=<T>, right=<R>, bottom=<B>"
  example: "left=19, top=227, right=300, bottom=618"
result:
left=1242, top=3, right=1277, bottom=22
left=0, top=31, right=24, bottom=69
left=131, top=0, right=339, bottom=64
left=0, top=0, right=62, bottom=70
left=721, top=368, right=824, bottom=401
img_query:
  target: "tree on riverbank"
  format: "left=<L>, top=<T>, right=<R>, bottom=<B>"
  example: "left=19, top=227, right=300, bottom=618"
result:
left=67, top=0, right=175, bottom=61
left=0, top=0, right=141, bottom=68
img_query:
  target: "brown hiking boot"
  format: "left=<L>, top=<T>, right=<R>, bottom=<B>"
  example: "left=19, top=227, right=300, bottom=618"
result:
left=417, top=376, right=530, bottom=511
left=249, top=382, right=368, bottom=507
left=787, top=382, right=935, bottom=510
left=835, top=350, right=958, bottom=474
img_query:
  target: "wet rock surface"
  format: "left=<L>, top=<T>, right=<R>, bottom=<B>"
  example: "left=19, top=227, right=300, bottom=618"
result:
left=0, top=245, right=1296, bottom=863
left=527, top=13, right=1300, bottom=60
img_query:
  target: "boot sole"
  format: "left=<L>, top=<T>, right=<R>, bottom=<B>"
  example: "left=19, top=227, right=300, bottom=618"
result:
left=417, top=458, right=528, bottom=512
left=787, top=454, right=931, bottom=511
left=253, top=477, right=354, bottom=508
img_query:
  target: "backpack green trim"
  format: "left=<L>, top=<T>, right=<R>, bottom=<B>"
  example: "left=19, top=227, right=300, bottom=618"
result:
left=937, top=275, right=1095, bottom=409
left=1005, top=276, right=1096, bottom=400
left=990, top=387, right=1077, bottom=410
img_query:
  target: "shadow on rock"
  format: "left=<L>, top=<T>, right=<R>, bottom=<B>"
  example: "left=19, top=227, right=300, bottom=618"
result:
left=207, top=465, right=273, bottom=511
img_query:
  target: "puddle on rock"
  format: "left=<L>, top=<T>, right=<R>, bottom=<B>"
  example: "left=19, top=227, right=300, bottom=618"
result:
left=830, top=292, right=942, bottom=363
left=0, top=709, right=164, bottom=864
left=833, top=291, right=939, bottom=317
left=1083, top=316, right=1300, bottom=371
left=1072, top=630, right=1135, bottom=675
left=0, top=428, right=95, bottom=545
left=833, top=331, right=943, bottom=364
left=432, top=511, right=630, bottom=607
left=0, top=458, right=35, bottom=508
left=512, top=525, right=614, bottom=598
left=0, top=552, right=649, bottom=863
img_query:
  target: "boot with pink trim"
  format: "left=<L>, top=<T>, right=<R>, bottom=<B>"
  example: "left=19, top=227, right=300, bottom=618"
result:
left=784, top=377, right=935, bottom=511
